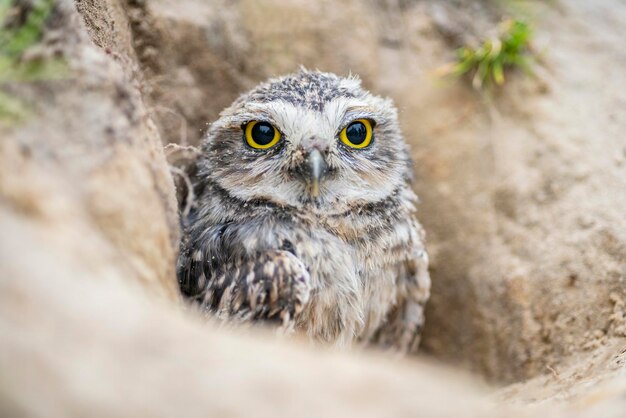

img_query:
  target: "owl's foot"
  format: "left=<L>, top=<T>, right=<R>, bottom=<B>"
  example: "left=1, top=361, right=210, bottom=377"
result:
left=213, top=250, right=311, bottom=329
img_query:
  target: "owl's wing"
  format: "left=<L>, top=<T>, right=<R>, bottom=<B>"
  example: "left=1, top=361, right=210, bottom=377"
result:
left=179, top=246, right=311, bottom=328
left=371, top=218, right=431, bottom=353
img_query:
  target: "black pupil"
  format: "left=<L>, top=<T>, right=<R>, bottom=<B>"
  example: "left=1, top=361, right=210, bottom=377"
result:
left=251, top=122, right=275, bottom=145
left=346, top=121, right=367, bottom=145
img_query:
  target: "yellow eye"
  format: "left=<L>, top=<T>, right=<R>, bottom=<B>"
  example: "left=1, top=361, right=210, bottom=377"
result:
left=339, top=119, right=373, bottom=149
left=244, top=121, right=281, bottom=149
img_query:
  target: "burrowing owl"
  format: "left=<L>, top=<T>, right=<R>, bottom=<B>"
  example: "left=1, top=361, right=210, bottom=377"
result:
left=178, top=69, right=430, bottom=352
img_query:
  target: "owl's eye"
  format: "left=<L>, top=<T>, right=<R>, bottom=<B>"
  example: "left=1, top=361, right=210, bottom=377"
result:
left=339, top=119, right=373, bottom=149
left=244, top=121, right=281, bottom=149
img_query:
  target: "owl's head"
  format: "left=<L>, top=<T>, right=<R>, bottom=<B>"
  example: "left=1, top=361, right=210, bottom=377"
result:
left=200, top=69, right=412, bottom=213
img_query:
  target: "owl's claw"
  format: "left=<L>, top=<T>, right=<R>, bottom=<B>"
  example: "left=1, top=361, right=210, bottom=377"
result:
left=210, top=250, right=311, bottom=329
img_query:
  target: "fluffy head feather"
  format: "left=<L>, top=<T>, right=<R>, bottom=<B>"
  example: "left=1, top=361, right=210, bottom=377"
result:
left=198, top=69, right=413, bottom=213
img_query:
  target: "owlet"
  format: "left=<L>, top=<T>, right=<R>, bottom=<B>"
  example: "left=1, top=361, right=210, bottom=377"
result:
left=178, top=69, right=430, bottom=352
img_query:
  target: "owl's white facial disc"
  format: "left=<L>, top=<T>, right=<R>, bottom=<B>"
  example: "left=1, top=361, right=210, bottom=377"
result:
left=199, top=70, right=413, bottom=214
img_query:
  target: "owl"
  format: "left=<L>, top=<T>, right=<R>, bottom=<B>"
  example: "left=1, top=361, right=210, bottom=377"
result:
left=178, top=69, right=430, bottom=352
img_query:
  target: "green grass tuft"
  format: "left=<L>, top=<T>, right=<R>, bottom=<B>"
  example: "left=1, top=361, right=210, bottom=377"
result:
left=0, top=0, right=54, bottom=58
left=0, top=0, right=65, bottom=124
left=443, top=19, right=534, bottom=90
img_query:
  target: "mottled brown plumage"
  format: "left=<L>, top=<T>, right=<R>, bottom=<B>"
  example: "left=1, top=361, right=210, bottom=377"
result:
left=178, top=69, right=430, bottom=352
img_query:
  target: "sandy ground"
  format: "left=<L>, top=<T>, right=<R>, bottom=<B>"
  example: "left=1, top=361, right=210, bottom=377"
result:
left=0, top=0, right=624, bottom=416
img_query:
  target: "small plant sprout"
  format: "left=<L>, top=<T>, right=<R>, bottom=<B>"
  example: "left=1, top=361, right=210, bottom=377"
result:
left=0, top=0, right=66, bottom=124
left=439, top=19, right=534, bottom=90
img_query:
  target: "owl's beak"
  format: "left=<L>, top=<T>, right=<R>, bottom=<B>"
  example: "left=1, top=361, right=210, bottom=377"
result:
left=306, top=149, right=328, bottom=198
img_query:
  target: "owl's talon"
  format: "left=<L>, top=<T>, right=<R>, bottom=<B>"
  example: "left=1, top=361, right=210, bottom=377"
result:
left=207, top=250, right=312, bottom=326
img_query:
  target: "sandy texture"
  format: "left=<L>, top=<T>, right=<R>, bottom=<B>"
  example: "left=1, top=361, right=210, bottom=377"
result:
left=407, top=1, right=626, bottom=382
left=0, top=203, right=516, bottom=418
left=0, top=0, right=624, bottom=416
left=0, top=0, right=180, bottom=300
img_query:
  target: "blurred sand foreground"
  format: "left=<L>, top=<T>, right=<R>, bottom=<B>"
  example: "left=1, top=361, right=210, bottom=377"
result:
left=0, top=0, right=624, bottom=416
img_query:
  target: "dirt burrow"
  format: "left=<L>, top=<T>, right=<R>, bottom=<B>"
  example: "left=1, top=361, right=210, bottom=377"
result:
left=0, top=0, right=624, bottom=415
left=117, top=0, right=626, bottom=384
left=0, top=3, right=527, bottom=417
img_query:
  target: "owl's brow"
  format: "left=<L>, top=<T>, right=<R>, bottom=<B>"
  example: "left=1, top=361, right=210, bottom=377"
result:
left=216, top=112, right=277, bottom=130
left=323, top=97, right=388, bottom=127
left=339, top=108, right=383, bottom=127
left=218, top=102, right=297, bottom=129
